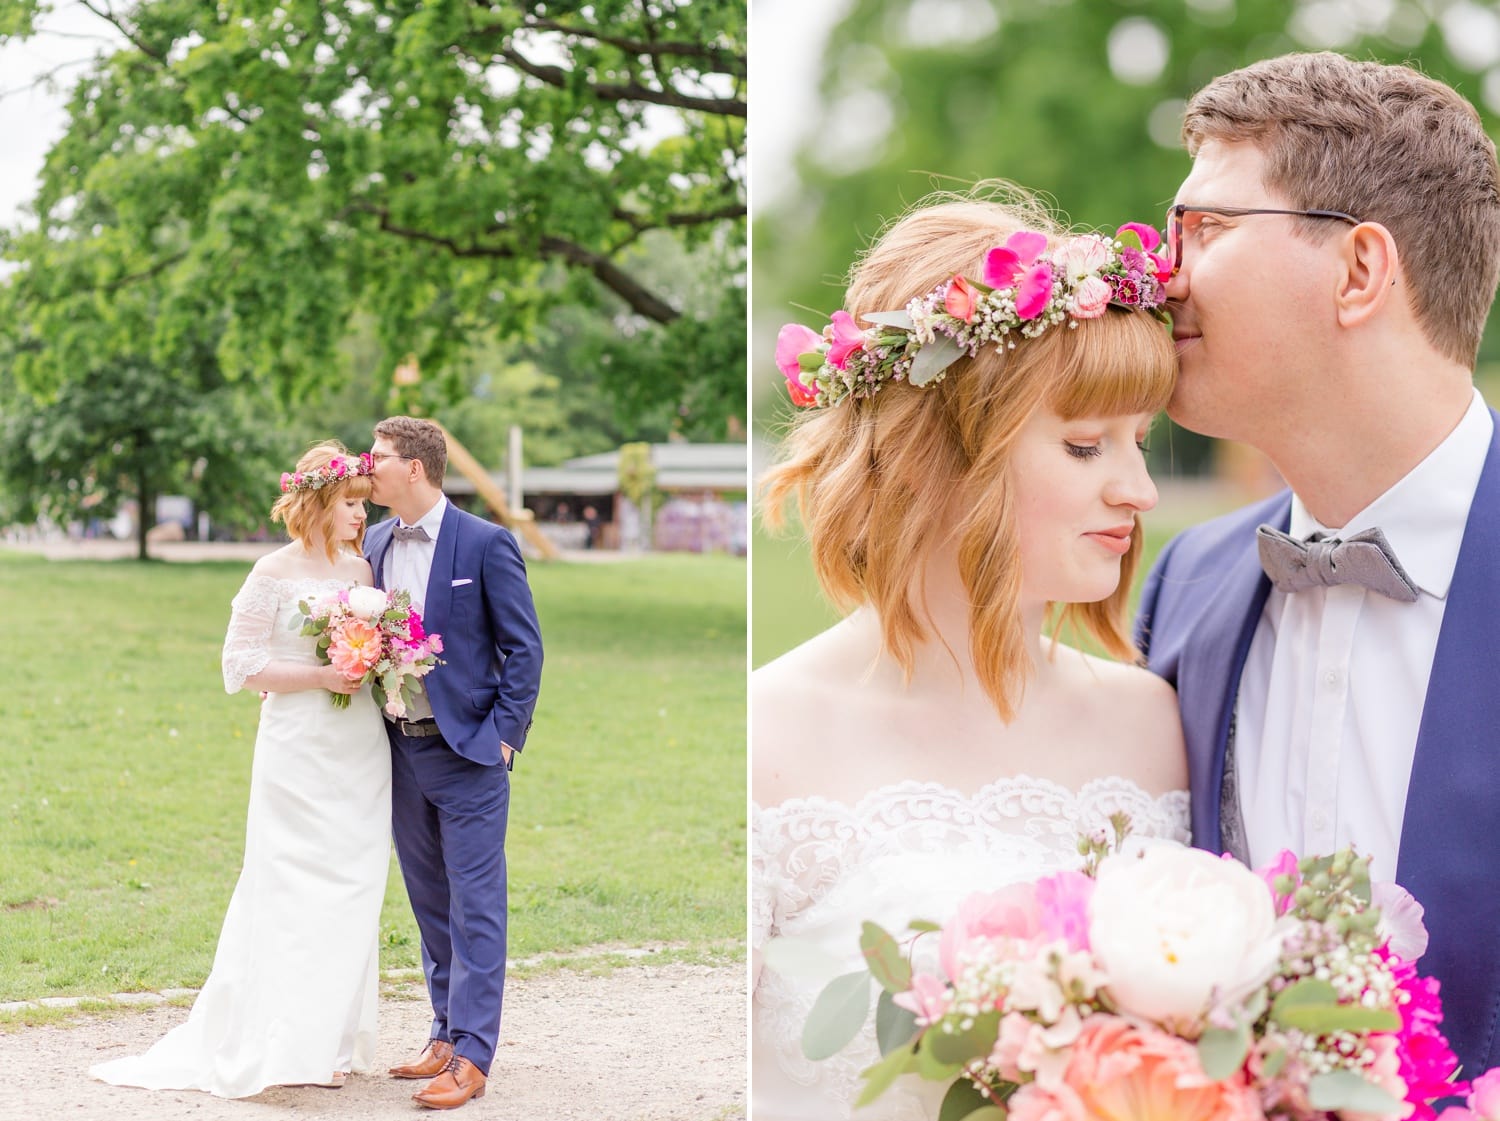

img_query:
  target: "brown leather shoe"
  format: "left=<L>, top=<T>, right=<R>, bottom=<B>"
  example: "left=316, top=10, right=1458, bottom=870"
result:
left=389, top=1038, right=454, bottom=1079
left=412, top=1055, right=487, bottom=1110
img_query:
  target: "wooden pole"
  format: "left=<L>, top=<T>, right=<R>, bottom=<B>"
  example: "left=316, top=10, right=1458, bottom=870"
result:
left=431, top=420, right=560, bottom=560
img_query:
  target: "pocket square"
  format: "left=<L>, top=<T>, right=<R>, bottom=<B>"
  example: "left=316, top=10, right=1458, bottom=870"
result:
left=451, top=578, right=474, bottom=587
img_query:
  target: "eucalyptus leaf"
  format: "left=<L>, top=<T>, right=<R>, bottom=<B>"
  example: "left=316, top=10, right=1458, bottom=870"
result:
left=876, top=989, right=919, bottom=1056
left=1261, top=1048, right=1288, bottom=1079
left=1307, top=1069, right=1403, bottom=1113
left=956, top=1110, right=1007, bottom=1121
left=916, top=1037, right=964, bottom=1082
left=938, top=1078, right=993, bottom=1121
left=861, top=921, right=912, bottom=993
left=1269, top=977, right=1339, bottom=1022
left=927, top=1011, right=1000, bottom=1065
left=1196, top=1024, right=1251, bottom=1080
left=909, top=919, right=942, bottom=934
left=853, top=1045, right=916, bottom=1108
left=1273, top=1004, right=1400, bottom=1034
left=801, top=971, right=872, bottom=1062
left=863, top=310, right=915, bottom=329
left=908, top=335, right=964, bottom=386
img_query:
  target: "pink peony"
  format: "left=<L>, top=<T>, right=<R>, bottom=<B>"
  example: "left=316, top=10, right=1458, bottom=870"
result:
left=983, top=230, right=1050, bottom=288
left=939, top=884, right=1042, bottom=980
left=775, top=323, right=822, bottom=406
left=328, top=620, right=382, bottom=679
left=1035, top=869, right=1095, bottom=952
left=944, top=275, right=980, bottom=322
left=1071, top=276, right=1113, bottom=319
left=825, top=310, right=865, bottom=370
left=891, top=972, right=950, bottom=1025
left=1009, top=1016, right=1262, bottom=1121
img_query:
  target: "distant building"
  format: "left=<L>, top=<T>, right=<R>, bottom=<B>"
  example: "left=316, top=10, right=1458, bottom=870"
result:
left=442, top=442, right=747, bottom=554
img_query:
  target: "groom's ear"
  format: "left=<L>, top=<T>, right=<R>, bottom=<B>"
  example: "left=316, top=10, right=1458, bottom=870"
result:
left=1333, top=221, right=1400, bottom=329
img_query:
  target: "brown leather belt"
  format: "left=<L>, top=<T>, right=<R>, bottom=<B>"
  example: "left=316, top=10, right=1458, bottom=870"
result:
left=392, top=718, right=442, bottom=738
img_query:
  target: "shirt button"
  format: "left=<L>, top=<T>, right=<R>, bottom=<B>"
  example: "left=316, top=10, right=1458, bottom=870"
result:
left=1322, top=668, right=1343, bottom=689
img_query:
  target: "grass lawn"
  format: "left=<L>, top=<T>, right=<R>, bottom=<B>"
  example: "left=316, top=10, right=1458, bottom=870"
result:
left=1, top=551, right=746, bottom=1003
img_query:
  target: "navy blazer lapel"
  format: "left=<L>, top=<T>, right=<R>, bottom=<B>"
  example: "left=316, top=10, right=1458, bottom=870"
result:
left=423, top=503, right=461, bottom=628
left=1180, top=493, right=1289, bottom=851
left=1396, top=415, right=1500, bottom=1076
left=368, top=521, right=395, bottom=590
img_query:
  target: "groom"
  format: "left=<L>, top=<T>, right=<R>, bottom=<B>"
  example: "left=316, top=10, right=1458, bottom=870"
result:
left=1137, top=52, right=1500, bottom=1080
left=366, top=415, right=544, bottom=1110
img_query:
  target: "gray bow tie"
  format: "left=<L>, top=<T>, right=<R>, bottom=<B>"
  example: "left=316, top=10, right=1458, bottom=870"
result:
left=1256, top=524, right=1419, bottom=603
left=392, top=524, right=431, bottom=544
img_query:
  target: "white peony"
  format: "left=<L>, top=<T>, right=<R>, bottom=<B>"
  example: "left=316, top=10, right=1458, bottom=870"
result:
left=346, top=586, right=389, bottom=620
left=1088, top=846, right=1284, bottom=1035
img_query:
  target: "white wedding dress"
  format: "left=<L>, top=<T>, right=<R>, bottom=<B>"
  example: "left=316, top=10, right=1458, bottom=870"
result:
left=751, top=776, right=1191, bottom=1121
left=91, top=574, right=392, bottom=1098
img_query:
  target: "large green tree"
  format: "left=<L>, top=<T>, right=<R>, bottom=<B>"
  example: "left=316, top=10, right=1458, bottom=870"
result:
left=2, top=0, right=745, bottom=433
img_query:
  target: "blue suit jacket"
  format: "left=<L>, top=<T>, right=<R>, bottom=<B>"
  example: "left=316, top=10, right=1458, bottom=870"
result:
left=1136, top=415, right=1500, bottom=1079
left=366, top=503, right=543, bottom=768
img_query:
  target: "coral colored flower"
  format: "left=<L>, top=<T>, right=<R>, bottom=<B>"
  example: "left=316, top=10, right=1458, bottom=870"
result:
left=1008, top=1017, right=1263, bottom=1121
left=1117, top=221, right=1163, bottom=252
left=775, top=323, right=822, bottom=406
left=983, top=230, right=1050, bottom=288
left=329, top=620, right=382, bottom=678
left=825, top=310, right=865, bottom=370
left=1015, top=262, right=1055, bottom=320
left=1071, top=276, right=1113, bottom=319
left=944, top=275, right=980, bottom=322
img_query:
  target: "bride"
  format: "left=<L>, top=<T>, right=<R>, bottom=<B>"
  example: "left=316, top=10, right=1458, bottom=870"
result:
left=91, top=442, right=391, bottom=1097
left=751, top=193, right=1190, bottom=1120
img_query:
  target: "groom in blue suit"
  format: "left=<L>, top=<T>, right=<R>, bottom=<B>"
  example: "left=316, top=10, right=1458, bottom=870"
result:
left=366, top=416, right=543, bottom=1110
left=1137, top=54, right=1500, bottom=1081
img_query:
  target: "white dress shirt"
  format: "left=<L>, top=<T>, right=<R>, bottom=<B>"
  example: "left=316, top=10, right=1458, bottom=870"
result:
left=384, top=495, right=448, bottom=720
left=1234, top=388, right=1492, bottom=882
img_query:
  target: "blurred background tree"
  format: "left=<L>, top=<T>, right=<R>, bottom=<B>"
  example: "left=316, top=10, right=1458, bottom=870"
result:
left=0, top=0, right=745, bottom=535
left=752, top=0, right=1500, bottom=475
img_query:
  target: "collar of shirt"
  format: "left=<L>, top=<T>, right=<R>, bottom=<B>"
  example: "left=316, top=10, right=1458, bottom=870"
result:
left=397, top=495, right=448, bottom=545
left=1288, top=388, right=1492, bottom=600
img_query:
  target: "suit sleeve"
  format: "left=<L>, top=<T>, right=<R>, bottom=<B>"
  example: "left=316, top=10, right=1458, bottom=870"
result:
left=481, top=527, right=544, bottom=752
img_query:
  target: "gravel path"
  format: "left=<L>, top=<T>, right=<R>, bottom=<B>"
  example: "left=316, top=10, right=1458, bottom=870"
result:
left=0, top=962, right=746, bottom=1120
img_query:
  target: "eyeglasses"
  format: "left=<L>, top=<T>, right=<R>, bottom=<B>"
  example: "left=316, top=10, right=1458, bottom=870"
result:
left=369, top=452, right=415, bottom=464
left=1164, top=204, right=1361, bottom=278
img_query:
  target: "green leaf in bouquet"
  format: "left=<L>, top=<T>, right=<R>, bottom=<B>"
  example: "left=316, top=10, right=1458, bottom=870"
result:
left=1261, top=1047, right=1288, bottom=1079
left=1307, top=1069, right=1402, bottom=1113
left=408, top=677, right=426, bottom=695
left=1269, top=977, right=1338, bottom=1021
left=1273, top=1003, right=1400, bottom=1034
left=1196, top=1023, right=1250, bottom=1079
left=875, top=989, right=919, bottom=1056
left=861, top=921, right=913, bottom=993
left=956, top=1110, right=1007, bottom=1121
left=1115, top=227, right=1145, bottom=252
left=938, top=1077, right=996, bottom=1121
left=802, top=971, right=872, bottom=1062
left=908, top=919, right=942, bottom=934
left=853, top=1044, right=916, bottom=1108
left=927, top=1011, right=1000, bottom=1066
left=915, top=1035, right=964, bottom=1082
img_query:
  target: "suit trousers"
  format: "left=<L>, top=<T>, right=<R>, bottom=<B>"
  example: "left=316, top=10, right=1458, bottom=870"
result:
left=388, top=723, right=510, bottom=1073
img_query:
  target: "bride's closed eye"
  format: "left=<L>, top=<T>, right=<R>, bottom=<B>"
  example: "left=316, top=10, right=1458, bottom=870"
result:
left=1064, top=442, right=1103, bottom=460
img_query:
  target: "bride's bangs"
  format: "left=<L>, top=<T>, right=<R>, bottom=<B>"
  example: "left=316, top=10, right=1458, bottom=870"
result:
left=1044, top=310, right=1176, bottom=422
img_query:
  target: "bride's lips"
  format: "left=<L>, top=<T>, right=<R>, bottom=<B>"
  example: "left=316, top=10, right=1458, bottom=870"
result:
left=1085, top=525, right=1134, bottom=556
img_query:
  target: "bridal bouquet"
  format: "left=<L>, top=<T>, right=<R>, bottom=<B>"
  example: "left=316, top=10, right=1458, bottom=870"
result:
left=798, top=826, right=1488, bottom=1121
left=295, top=586, right=444, bottom=717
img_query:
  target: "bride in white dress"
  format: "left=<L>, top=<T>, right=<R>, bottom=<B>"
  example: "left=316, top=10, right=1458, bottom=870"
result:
left=752, top=194, right=1192, bottom=1120
left=91, top=443, right=392, bottom=1098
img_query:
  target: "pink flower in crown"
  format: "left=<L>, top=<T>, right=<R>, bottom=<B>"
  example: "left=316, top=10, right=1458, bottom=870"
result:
left=775, top=323, right=822, bottom=406
left=359, top=451, right=374, bottom=473
left=293, top=471, right=305, bottom=487
left=825, top=310, right=865, bottom=370
left=333, top=458, right=347, bottom=478
left=1058, top=234, right=1112, bottom=281
left=983, top=230, right=1055, bottom=320
left=944, top=275, right=980, bottom=323
left=939, top=883, right=1042, bottom=979
left=281, top=472, right=294, bottom=492
left=1071, top=276, right=1113, bottom=319
left=1116, top=221, right=1162, bottom=252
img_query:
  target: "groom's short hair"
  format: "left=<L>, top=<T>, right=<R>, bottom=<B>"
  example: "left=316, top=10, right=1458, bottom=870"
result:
left=375, top=416, right=448, bottom=485
left=1183, top=51, right=1500, bottom=369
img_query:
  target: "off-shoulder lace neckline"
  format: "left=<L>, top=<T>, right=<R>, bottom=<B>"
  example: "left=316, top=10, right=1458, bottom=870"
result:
left=242, top=572, right=363, bottom=592
left=754, top=773, right=1188, bottom=817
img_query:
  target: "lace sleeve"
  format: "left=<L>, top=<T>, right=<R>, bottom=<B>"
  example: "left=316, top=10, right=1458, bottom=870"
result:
left=751, top=801, right=857, bottom=954
left=222, top=572, right=280, bottom=694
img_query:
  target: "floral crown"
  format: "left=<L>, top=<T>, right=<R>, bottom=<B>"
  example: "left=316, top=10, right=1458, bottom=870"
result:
left=776, top=222, right=1171, bottom=409
left=279, top=452, right=375, bottom=494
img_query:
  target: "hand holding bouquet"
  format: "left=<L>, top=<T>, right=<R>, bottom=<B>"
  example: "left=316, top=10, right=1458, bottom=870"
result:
left=793, top=825, right=1486, bottom=1121
left=295, top=585, right=444, bottom=717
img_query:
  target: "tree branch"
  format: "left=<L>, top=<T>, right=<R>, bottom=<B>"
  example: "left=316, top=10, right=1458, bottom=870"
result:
left=492, top=43, right=745, bottom=118
left=518, top=15, right=746, bottom=78
left=79, top=0, right=165, bottom=63
left=355, top=205, right=682, bottom=322
left=103, top=250, right=188, bottom=292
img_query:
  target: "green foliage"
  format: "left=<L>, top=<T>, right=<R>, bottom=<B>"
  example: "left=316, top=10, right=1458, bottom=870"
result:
left=3, top=0, right=746, bottom=432
left=0, top=550, right=745, bottom=998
